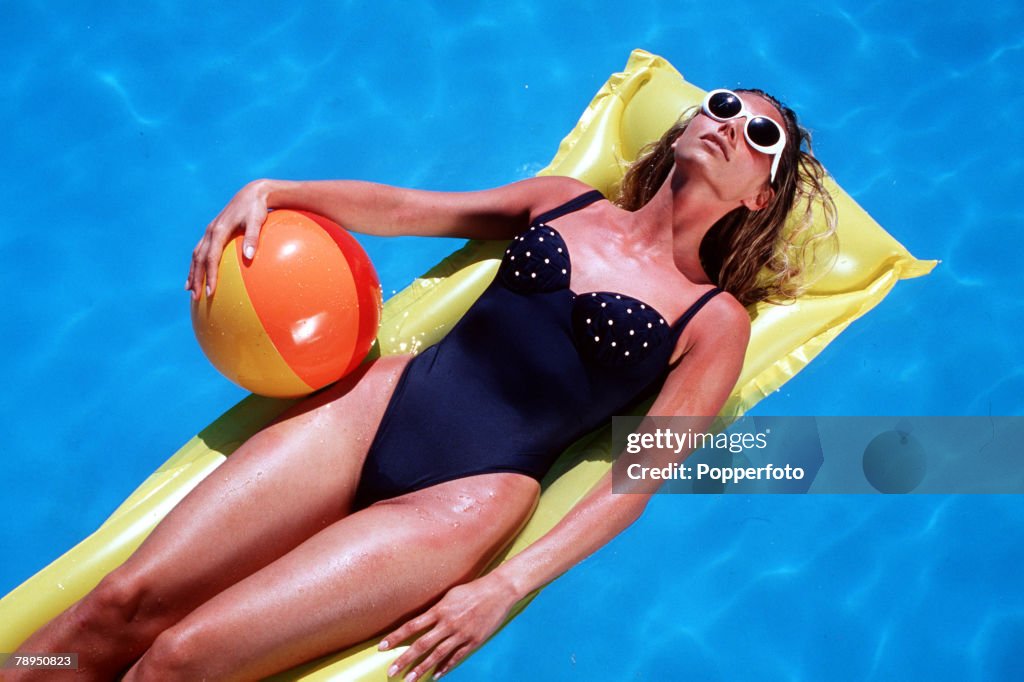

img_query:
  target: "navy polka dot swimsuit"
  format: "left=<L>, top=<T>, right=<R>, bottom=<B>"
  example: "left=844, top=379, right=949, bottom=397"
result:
left=353, top=190, right=722, bottom=509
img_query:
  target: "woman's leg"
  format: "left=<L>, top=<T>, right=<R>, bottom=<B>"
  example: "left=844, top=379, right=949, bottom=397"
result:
left=9, top=355, right=412, bottom=681
left=123, top=473, right=540, bottom=682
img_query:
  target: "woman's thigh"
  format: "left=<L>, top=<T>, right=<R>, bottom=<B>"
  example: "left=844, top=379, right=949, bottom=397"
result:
left=112, top=354, right=412, bottom=621
left=127, top=473, right=540, bottom=681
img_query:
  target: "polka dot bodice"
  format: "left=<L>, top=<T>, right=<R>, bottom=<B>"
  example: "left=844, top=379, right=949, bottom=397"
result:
left=498, top=224, right=571, bottom=293
left=499, top=223, right=673, bottom=367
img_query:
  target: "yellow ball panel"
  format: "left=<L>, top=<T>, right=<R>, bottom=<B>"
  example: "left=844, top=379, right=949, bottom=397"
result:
left=190, top=240, right=313, bottom=397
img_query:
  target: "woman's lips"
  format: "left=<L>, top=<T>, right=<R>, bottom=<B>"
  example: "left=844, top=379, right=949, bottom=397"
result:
left=701, top=134, right=730, bottom=160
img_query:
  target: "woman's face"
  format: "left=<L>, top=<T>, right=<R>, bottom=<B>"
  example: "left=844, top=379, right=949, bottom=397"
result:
left=672, top=91, right=786, bottom=209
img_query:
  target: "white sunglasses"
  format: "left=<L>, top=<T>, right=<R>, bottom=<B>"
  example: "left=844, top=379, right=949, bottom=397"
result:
left=701, top=89, right=787, bottom=182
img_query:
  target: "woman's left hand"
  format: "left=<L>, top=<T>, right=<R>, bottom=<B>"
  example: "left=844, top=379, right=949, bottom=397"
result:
left=379, top=574, right=518, bottom=681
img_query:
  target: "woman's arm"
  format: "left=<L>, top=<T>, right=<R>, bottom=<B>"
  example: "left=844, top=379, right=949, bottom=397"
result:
left=186, top=175, right=590, bottom=300
left=259, top=178, right=589, bottom=239
left=380, top=293, right=751, bottom=680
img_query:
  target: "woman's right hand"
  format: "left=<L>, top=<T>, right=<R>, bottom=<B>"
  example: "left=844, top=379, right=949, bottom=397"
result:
left=186, top=179, right=273, bottom=300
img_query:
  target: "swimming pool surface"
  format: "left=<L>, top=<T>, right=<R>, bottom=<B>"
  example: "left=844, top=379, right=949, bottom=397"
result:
left=2, top=2, right=1022, bottom=679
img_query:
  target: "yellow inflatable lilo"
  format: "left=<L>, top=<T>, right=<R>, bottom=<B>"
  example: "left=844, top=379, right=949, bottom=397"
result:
left=0, top=50, right=935, bottom=679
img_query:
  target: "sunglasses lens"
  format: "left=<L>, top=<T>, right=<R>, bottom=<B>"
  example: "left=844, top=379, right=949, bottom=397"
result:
left=747, top=117, right=782, bottom=149
left=707, top=91, right=742, bottom=119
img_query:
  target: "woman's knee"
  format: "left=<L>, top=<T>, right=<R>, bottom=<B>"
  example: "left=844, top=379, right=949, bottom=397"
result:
left=126, top=626, right=199, bottom=682
left=79, top=565, right=176, bottom=637
left=76, top=570, right=145, bottom=632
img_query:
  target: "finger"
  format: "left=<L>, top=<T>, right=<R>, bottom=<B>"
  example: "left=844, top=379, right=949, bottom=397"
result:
left=433, top=642, right=474, bottom=680
left=379, top=611, right=437, bottom=653
left=204, top=243, right=225, bottom=298
left=407, top=635, right=462, bottom=682
left=241, top=209, right=266, bottom=261
left=186, top=240, right=203, bottom=293
left=387, top=626, right=449, bottom=677
left=191, top=236, right=211, bottom=300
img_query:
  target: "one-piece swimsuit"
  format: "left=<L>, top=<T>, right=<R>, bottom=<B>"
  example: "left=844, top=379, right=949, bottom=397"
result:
left=353, top=190, right=723, bottom=509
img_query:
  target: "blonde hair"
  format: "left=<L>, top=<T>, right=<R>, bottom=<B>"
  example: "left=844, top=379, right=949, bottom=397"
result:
left=616, top=90, right=838, bottom=306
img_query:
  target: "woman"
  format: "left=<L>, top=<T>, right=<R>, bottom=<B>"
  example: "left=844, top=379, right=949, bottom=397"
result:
left=12, top=88, right=834, bottom=681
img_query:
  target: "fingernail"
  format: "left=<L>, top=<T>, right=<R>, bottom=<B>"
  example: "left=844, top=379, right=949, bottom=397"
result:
left=387, top=664, right=398, bottom=677
left=378, top=640, right=389, bottom=651
left=404, top=673, right=417, bottom=682
left=244, top=245, right=255, bottom=259
left=206, top=284, right=212, bottom=297
left=434, top=673, right=444, bottom=680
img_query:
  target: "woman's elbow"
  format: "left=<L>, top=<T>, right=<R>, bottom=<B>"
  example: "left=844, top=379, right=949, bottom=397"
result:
left=608, top=489, right=652, bottom=528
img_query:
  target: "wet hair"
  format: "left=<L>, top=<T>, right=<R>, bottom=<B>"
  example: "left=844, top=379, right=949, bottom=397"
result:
left=615, top=89, right=838, bottom=306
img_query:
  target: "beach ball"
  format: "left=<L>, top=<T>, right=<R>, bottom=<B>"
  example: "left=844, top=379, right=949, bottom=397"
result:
left=191, top=210, right=382, bottom=398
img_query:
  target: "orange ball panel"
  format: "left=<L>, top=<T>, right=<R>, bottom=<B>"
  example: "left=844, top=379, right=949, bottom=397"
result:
left=190, top=241, right=314, bottom=397
left=238, top=211, right=370, bottom=390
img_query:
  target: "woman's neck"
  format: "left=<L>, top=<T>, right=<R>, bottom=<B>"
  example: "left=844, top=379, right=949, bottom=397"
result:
left=628, top=171, right=734, bottom=285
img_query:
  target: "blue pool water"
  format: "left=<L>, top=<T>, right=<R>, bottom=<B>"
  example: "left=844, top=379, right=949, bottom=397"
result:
left=2, top=1, right=1022, bottom=679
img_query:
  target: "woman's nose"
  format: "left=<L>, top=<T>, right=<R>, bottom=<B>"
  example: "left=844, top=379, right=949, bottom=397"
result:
left=720, top=118, right=741, bottom=143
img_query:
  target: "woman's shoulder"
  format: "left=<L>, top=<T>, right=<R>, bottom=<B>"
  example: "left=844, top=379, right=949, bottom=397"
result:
left=514, top=176, right=601, bottom=217
left=692, top=288, right=751, bottom=343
